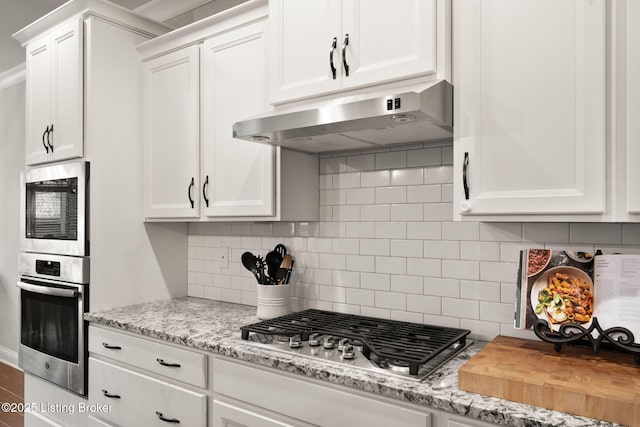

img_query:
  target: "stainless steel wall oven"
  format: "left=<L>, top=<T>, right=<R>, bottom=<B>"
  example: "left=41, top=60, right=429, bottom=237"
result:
left=17, top=252, right=89, bottom=396
left=20, top=161, right=89, bottom=256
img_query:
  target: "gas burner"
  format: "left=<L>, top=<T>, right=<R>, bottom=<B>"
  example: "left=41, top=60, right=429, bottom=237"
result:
left=240, top=309, right=472, bottom=381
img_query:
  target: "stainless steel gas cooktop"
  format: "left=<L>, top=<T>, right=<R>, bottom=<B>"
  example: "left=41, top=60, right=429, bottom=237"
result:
left=240, top=309, right=472, bottom=381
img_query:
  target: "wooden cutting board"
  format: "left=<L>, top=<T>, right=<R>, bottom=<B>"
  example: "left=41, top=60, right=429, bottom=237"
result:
left=458, top=336, right=640, bottom=426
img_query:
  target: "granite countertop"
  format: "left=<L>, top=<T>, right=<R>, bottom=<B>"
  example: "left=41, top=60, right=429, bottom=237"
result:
left=85, top=297, right=617, bottom=427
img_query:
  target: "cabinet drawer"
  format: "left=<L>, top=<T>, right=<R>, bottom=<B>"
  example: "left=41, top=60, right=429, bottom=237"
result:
left=88, top=416, right=115, bottom=427
left=89, top=326, right=207, bottom=388
left=214, top=357, right=431, bottom=427
left=89, top=358, right=206, bottom=427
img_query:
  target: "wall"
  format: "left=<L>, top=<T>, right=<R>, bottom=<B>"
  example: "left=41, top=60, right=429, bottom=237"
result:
left=0, top=77, right=25, bottom=366
left=187, top=143, right=640, bottom=341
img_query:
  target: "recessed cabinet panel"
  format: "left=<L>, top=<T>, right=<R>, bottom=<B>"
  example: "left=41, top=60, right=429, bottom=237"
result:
left=626, top=2, right=640, bottom=214
left=143, top=46, right=200, bottom=218
left=202, top=21, right=275, bottom=217
left=269, top=0, right=342, bottom=103
left=454, top=0, right=605, bottom=216
left=341, top=0, right=436, bottom=89
left=25, top=37, right=51, bottom=165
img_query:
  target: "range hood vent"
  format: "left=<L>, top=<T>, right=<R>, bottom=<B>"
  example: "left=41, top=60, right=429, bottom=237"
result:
left=233, top=80, right=453, bottom=154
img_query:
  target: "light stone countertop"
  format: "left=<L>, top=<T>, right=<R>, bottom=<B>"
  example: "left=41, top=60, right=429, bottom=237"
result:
left=85, top=297, right=618, bottom=427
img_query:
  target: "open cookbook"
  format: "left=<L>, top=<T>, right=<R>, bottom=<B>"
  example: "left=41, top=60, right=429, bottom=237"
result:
left=514, top=249, right=640, bottom=343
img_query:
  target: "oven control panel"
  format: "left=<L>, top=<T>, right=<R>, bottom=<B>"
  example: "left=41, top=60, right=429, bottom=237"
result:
left=35, top=259, right=61, bottom=277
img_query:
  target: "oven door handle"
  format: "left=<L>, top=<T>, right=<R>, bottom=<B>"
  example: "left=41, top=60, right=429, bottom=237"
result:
left=17, top=281, right=79, bottom=298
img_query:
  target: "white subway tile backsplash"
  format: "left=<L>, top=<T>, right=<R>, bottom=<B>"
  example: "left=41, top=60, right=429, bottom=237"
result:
left=333, top=270, right=360, bottom=288
left=423, top=203, right=453, bottom=222
left=442, top=222, right=479, bottom=241
left=391, top=204, right=424, bottom=221
left=391, top=168, right=423, bottom=185
left=407, top=185, right=441, bottom=203
left=334, top=172, right=361, bottom=189
left=424, top=240, right=459, bottom=259
left=346, top=154, right=375, bottom=171
left=390, top=275, right=423, bottom=294
left=479, top=261, right=518, bottom=283
left=376, top=151, right=406, bottom=169
left=346, top=188, right=375, bottom=205
left=460, top=241, right=500, bottom=261
left=375, top=256, right=407, bottom=274
left=570, top=223, right=623, bottom=245
left=361, top=170, right=390, bottom=188
left=375, top=222, right=407, bottom=239
left=522, top=223, right=569, bottom=243
left=346, top=222, right=375, bottom=238
left=375, top=291, right=406, bottom=310
left=361, top=204, right=391, bottom=221
left=407, top=222, right=441, bottom=240
left=423, top=277, right=460, bottom=298
left=406, top=294, right=441, bottom=314
left=407, top=147, right=442, bottom=167
left=188, top=145, right=637, bottom=343
left=346, top=255, right=376, bottom=272
left=390, top=239, right=423, bottom=258
left=359, top=238, right=390, bottom=256
left=375, top=187, right=407, bottom=204
left=424, top=165, right=453, bottom=184
left=407, top=258, right=441, bottom=277
left=346, top=288, right=375, bottom=306
left=442, top=259, right=479, bottom=280
left=460, top=280, right=501, bottom=302
left=319, top=254, right=346, bottom=270
left=442, top=298, right=479, bottom=319
left=480, top=223, right=522, bottom=242
left=479, top=301, right=514, bottom=323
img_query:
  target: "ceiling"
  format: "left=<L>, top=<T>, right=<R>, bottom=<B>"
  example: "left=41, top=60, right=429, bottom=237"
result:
left=0, top=0, right=149, bottom=76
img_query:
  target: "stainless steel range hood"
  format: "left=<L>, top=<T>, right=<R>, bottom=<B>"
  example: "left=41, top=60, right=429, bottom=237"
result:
left=233, top=80, right=453, bottom=154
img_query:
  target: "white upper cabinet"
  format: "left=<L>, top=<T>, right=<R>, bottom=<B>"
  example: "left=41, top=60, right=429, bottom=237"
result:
left=138, top=0, right=318, bottom=222
left=25, top=19, right=83, bottom=165
left=201, top=21, right=275, bottom=217
left=625, top=2, right=640, bottom=216
left=270, top=0, right=438, bottom=104
left=453, top=0, right=606, bottom=220
left=143, top=46, right=200, bottom=219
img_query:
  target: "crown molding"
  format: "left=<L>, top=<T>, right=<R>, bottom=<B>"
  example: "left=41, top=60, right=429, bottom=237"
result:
left=0, top=63, right=26, bottom=91
left=134, top=0, right=213, bottom=23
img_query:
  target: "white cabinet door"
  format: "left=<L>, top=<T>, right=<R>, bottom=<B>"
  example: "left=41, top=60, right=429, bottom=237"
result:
left=341, top=0, right=436, bottom=90
left=625, top=2, right=640, bottom=214
left=25, top=34, right=52, bottom=165
left=89, top=358, right=206, bottom=427
left=453, top=0, right=606, bottom=217
left=143, top=45, right=200, bottom=219
left=269, top=0, right=342, bottom=103
left=212, top=399, right=302, bottom=427
left=201, top=20, right=276, bottom=217
left=49, top=19, right=83, bottom=162
left=25, top=19, right=83, bottom=165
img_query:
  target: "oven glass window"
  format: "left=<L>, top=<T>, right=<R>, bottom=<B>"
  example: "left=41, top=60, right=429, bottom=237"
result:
left=21, top=289, right=78, bottom=363
left=25, top=178, right=78, bottom=240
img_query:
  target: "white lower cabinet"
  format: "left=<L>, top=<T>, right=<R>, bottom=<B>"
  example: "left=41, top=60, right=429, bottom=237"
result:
left=88, top=326, right=208, bottom=427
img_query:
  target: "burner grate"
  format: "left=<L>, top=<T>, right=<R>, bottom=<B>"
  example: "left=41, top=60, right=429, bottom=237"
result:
left=241, top=309, right=470, bottom=375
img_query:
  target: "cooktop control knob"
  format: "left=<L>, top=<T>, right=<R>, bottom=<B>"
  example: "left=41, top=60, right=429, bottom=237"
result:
left=342, top=344, right=355, bottom=360
left=289, top=336, right=302, bottom=348
left=308, top=333, right=321, bottom=346
left=323, top=335, right=335, bottom=349
left=338, top=338, right=349, bottom=351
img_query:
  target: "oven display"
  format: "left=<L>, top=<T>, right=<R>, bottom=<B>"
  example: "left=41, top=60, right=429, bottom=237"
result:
left=35, top=260, right=61, bottom=277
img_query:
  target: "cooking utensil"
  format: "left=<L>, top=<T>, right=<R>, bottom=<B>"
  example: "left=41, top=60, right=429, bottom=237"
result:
left=274, top=244, right=287, bottom=257
left=276, top=254, right=293, bottom=285
left=241, top=252, right=262, bottom=284
left=265, top=249, right=283, bottom=281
